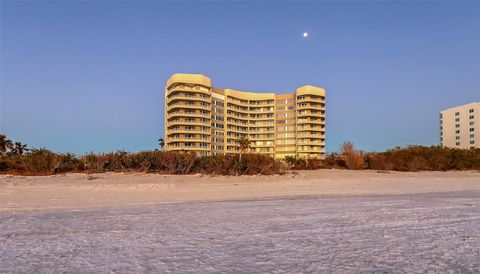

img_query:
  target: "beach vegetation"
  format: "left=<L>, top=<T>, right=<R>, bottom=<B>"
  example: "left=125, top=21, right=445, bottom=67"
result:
left=1, top=133, right=479, bottom=175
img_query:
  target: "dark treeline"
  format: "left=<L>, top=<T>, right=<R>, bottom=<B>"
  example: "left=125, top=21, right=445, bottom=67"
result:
left=1, top=134, right=480, bottom=175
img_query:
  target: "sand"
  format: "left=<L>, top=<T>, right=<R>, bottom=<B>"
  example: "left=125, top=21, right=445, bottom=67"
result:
left=1, top=169, right=479, bottom=212
left=2, top=191, right=480, bottom=272
left=1, top=170, right=480, bottom=272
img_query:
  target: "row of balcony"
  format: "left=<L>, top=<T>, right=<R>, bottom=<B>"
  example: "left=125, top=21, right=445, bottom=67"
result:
left=296, top=96, right=325, bottom=103
left=297, top=126, right=325, bottom=132
left=167, top=121, right=210, bottom=127
left=297, top=118, right=325, bottom=125
left=168, top=146, right=210, bottom=151
left=167, top=111, right=210, bottom=119
left=167, top=85, right=210, bottom=94
left=167, top=102, right=211, bottom=111
left=297, top=111, right=325, bottom=117
left=167, top=95, right=210, bottom=104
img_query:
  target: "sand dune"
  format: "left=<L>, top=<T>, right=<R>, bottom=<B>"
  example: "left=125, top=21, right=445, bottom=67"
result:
left=1, top=169, right=479, bottom=212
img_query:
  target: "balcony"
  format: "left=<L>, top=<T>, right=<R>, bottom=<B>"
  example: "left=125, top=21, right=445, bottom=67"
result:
left=297, top=147, right=325, bottom=152
left=226, top=99, right=249, bottom=108
left=249, top=102, right=275, bottom=107
left=167, top=95, right=211, bottom=104
left=297, top=118, right=323, bottom=125
left=296, top=133, right=325, bottom=139
left=167, top=103, right=211, bottom=111
left=249, top=135, right=275, bottom=140
left=167, top=128, right=210, bottom=135
left=226, top=105, right=250, bottom=114
left=167, top=136, right=210, bottom=143
left=227, top=119, right=249, bottom=127
left=296, top=96, right=325, bottom=103
left=297, top=126, right=325, bottom=132
left=226, top=113, right=249, bottom=121
left=226, top=127, right=249, bottom=134
left=167, top=111, right=209, bottom=119
left=296, top=141, right=325, bottom=146
left=168, top=146, right=210, bottom=151
left=248, top=123, right=275, bottom=128
left=167, top=85, right=211, bottom=95
left=297, top=111, right=325, bottom=118
left=249, top=115, right=275, bottom=120
left=249, top=108, right=274, bottom=113
left=297, top=103, right=324, bottom=110
left=167, top=120, right=210, bottom=127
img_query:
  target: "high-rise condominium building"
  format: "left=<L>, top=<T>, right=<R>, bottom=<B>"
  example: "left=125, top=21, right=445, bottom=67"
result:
left=440, top=102, right=479, bottom=149
left=164, top=73, right=326, bottom=158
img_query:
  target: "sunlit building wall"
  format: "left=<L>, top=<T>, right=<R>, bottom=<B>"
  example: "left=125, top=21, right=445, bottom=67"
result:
left=440, top=102, right=480, bottom=149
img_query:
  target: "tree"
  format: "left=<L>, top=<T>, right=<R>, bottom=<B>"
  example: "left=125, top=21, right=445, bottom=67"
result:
left=0, top=134, right=13, bottom=154
left=12, top=142, right=29, bottom=155
left=235, top=136, right=251, bottom=161
left=158, top=138, right=165, bottom=150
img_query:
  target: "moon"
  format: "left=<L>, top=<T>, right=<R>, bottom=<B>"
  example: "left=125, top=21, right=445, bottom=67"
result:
left=303, top=32, right=309, bottom=38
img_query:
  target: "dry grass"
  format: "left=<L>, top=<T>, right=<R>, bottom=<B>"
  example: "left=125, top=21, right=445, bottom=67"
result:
left=340, top=142, right=364, bottom=170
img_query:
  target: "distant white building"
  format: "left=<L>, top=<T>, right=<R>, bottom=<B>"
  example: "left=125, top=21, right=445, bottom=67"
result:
left=440, top=102, right=480, bottom=149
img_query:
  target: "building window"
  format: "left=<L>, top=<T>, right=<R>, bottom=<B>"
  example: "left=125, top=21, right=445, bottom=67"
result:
left=455, top=124, right=460, bottom=128
left=456, top=136, right=460, bottom=140
left=470, top=134, right=475, bottom=138
left=455, top=130, right=460, bottom=134
left=455, top=118, right=460, bottom=122
left=470, top=121, right=475, bottom=126
left=470, top=140, right=475, bottom=145
left=469, top=109, right=474, bottom=113
left=456, top=142, right=460, bottom=146
left=470, top=128, right=474, bottom=132
left=455, top=112, right=460, bottom=116
left=470, top=115, right=474, bottom=119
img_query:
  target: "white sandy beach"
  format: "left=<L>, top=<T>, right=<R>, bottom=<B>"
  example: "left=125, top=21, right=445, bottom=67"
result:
left=1, top=170, right=480, bottom=272
left=1, top=169, right=479, bottom=212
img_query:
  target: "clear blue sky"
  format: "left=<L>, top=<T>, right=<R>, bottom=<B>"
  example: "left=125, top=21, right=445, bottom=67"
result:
left=1, top=1, right=479, bottom=154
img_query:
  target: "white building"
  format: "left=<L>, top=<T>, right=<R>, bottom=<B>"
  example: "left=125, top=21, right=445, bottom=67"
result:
left=440, top=102, right=480, bottom=149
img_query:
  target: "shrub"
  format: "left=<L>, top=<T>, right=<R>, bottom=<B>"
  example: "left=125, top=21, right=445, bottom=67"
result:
left=21, top=148, right=58, bottom=175
left=53, top=152, right=81, bottom=173
left=285, top=156, right=325, bottom=170
left=1, top=143, right=480, bottom=175
left=364, top=153, right=393, bottom=171
left=340, top=142, right=364, bottom=170
left=80, top=153, right=108, bottom=173
left=195, top=154, right=286, bottom=175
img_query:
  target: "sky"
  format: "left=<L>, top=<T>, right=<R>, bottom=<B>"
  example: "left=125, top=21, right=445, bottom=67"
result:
left=1, top=0, right=479, bottom=154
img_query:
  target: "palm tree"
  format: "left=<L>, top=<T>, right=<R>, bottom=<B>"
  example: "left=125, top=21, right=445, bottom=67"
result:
left=235, top=136, right=251, bottom=161
left=12, top=142, right=29, bottom=155
left=158, top=138, right=165, bottom=150
left=0, top=134, right=13, bottom=154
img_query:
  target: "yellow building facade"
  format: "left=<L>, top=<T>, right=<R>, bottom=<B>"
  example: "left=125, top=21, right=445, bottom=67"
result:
left=164, top=73, right=326, bottom=158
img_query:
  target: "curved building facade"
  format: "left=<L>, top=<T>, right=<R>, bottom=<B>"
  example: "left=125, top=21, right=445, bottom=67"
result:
left=164, top=73, right=326, bottom=158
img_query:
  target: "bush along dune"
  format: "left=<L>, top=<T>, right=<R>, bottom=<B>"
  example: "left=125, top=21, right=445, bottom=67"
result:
left=1, top=133, right=480, bottom=175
